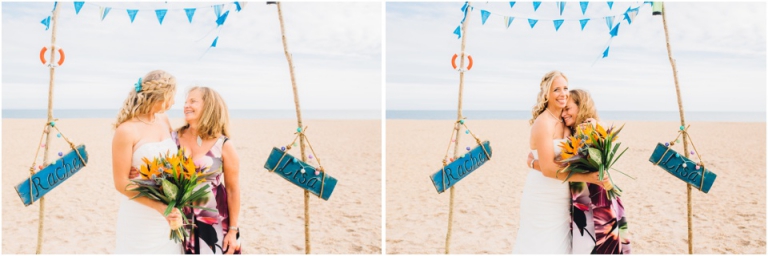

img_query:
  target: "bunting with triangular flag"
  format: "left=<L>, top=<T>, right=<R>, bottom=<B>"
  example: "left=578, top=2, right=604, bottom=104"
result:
left=610, top=22, right=620, bottom=37
left=607, top=2, right=614, bottom=10
left=211, top=36, right=219, bottom=47
left=155, top=9, right=167, bottom=25
left=509, top=2, right=515, bottom=9
left=623, top=7, right=633, bottom=24
left=579, top=18, right=589, bottom=31
left=553, top=19, right=563, bottom=31
left=557, top=2, right=566, bottom=16
left=602, top=46, right=610, bottom=58
left=480, top=10, right=490, bottom=25
left=216, top=10, right=229, bottom=26
left=533, top=2, right=541, bottom=11
left=528, top=18, right=538, bottom=28
left=235, top=2, right=242, bottom=12
left=605, top=16, right=614, bottom=30
left=100, top=7, right=111, bottom=21
left=126, top=9, right=138, bottom=23
left=580, top=2, right=589, bottom=15
left=453, top=25, right=462, bottom=39
left=504, top=16, right=514, bottom=28
left=214, top=4, right=224, bottom=18
left=41, top=16, right=51, bottom=30
left=184, top=8, right=196, bottom=23
left=74, top=2, right=84, bottom=14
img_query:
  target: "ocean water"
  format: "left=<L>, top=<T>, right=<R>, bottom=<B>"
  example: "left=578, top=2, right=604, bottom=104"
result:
left=386, top=110, right=766, bottom=122
left=2, top=109, right=381, bottom=120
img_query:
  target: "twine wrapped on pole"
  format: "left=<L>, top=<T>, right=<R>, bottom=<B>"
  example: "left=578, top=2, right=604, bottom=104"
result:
left=445, top=2, right=472, bottom=254
left=275, top=2, right=311, bottom=254
left=660, top=3, right=693, bottom=254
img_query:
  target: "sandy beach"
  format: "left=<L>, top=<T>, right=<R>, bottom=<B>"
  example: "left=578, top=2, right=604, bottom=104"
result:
left=2, top=118, right=381, bottom=254
left=386, top=120, right=765, bottom=254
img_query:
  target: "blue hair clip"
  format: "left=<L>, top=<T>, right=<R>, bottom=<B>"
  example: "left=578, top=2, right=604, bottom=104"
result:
left=134, top=77, right=142, bottom=92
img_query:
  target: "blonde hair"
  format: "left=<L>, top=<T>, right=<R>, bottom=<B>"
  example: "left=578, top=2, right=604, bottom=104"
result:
left=177, top=86, right=231, bottom=140
left=569, top=89, right=599, bottom=130
left=114, top=70, right=177, bottom=128
left=529, top=70, right=568, bottom=125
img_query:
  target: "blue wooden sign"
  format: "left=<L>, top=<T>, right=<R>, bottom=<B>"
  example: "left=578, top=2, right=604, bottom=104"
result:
left=648, top=143, right=717, bottom=193
left=430, top=141, right=492, bottom=194
left=15, top=144, right=89, bottom=206
left=264, top=147, right=337, bottom=200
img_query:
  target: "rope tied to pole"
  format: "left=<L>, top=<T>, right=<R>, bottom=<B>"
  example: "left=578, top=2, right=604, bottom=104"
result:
left=269, top=126, right=329, bottom=199
left=653, top=125, right=707, bottom=192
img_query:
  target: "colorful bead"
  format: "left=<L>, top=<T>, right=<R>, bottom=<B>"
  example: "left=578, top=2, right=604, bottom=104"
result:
left=459, top=120, right=465, bottom=124
left=465, top=130, right=469, bottom=134
left=41, top=144, right=45, bottom=148
left=58, top=152, right=63, bottom=157
left=691, top=151, right=695, bottom=155
left=50, top=121, right=55, bottom=127
left=664, top=142, right=669, bottom=147
left=682, top=163, right=687, bottom=168
left=297, top=127, right=302, bottom=133
left=281, top=146, right=286, bottom=151
left=314, top=170, right=320, bottom=176
left=680, top=125, right=685, bottom=130
left=695, top=165, right=700, bottom=170
left=466, top=146, right=470, bottom=151
left=451, top=139, right=455, bottom=142
left=300, top=168, right=306, bottom=174
left=38, top=165, right=43, bottom=170
left=56, top=133, right=61, bottom=138
left=450, top=157, right=454, bottom=162
left=309, top=155, right=313, bottom=159
left=292, top=158, right=298, bottom=163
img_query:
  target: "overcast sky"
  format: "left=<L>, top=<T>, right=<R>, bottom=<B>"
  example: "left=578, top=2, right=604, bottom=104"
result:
left=3, top=2, right=382, bottom=111
left=386, top=2, right=766, bottom=112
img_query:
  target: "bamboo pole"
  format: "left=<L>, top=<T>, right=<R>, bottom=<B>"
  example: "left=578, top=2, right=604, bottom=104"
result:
left=275, top=2, right=311, bottom=254
left=446, top=2, right=472, bottom=254
left=37, top=4, right=61, bottom=254
left=661, top=3, right=693, bottom=254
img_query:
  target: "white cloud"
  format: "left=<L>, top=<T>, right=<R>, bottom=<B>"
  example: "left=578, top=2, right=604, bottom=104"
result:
left=2, top=2, right=382, bottom=111
left=386, top=2, right=766, bottom=112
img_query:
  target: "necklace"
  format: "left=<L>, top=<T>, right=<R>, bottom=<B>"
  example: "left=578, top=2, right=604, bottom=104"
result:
left=545, top=108, right=562, bottom=123
left=136, top=114, right=156, bottom=125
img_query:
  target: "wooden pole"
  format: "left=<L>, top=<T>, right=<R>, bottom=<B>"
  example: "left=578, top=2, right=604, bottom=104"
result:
left=661, top=3, right=693, bottom=254
left=446, top=2, right=471, bottom=254
left=275, top=2, right=311, bottom=254
left=37, top=5, right=61, bottom=254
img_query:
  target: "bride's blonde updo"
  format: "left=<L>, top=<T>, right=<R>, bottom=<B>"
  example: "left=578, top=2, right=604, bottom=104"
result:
left=114, top=70, right=176, bottom=128
left=529, top=70, right=568, bottom=125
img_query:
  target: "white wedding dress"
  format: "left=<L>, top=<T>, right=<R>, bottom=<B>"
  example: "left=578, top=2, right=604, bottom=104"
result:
left=115, top=138, right=182, bottom=254
left=513, top=139, right=572, bottom=254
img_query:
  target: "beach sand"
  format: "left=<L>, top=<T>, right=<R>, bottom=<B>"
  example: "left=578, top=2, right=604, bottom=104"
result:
left=386, top=120, right=765, bottom=254
left=2, top=118, right=381, bottom=254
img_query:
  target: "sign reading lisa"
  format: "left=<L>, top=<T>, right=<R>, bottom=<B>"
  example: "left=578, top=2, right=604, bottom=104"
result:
left=263, top=147, right=337, bottom=200
left=648, top=143, right=717, bottom=193
left=16, top=144, right=89, bottom=206
left=430, top=141, right=492, bottom=194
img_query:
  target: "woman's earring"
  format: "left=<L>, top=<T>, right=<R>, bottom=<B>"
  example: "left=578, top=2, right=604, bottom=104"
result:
left=197, top=136, right=203, bottom=147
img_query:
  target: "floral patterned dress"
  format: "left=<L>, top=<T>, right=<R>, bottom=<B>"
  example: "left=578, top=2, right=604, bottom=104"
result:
left=173, top=131, right=241, bottom=254
left=571, top=182, right=631, bottom=254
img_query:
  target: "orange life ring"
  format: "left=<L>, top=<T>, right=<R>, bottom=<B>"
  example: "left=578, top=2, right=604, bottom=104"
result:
left=40, top=46, right=65, bottom=66
left=451, top=53, right=473, bottom=71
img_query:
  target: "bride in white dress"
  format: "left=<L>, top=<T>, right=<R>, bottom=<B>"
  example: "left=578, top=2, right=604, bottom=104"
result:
left=513, top=71, right=604, bottom=254
left=112, top=70, right=182, bottom=253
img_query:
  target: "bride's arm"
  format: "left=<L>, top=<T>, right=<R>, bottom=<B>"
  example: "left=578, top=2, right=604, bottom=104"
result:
left=531, top=120, right=603, bottom=185
left=111, top=124, right=174, bottom=215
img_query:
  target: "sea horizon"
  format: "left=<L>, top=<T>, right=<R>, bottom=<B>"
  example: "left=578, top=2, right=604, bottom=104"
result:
left=386, top=110, right=766, bottom=122
left=2, top=109, right=381, bottom=120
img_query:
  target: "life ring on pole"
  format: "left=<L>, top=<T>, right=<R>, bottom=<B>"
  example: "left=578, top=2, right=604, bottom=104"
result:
left=40, top=46, right=65, bottom=67
left=451, top=53, right=473, bottom=71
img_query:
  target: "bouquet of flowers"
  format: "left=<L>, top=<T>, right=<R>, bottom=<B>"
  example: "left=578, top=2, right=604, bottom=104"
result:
left=558, top=122, right=630, bottom=199
left=128, top=148, right=220, bottom=243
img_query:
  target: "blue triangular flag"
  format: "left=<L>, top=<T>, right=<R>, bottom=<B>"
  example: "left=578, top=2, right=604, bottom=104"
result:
left=155, top=9, right=167, bottom=25
left=605, top=16, right=614, bottom=30
left=211, top=36, right=219, bottom=47
left=623, top=7, right=633, bottom=24
left=216, top=10, right=229, bottom=26
left=235, top=2, right=242, bottom=12
left=101, top=7, right=111, bottom=21
left=74, top=2, right=84, bottom=14
left=528, top=19, right=538, bottom=28
left=480, top=10, right=490, bottom=25
left=579, top=19, right=589, bottom=30
left=461, top=1, right=468, bottom=12
left=607, top=1, right=614, bottom=10
left=610, top=22, right=620, bottom=37
left=509, top=2, right=515, bottom=9
left=505, top=16, right=514, bottom=28
left=533, top=1, right=541, bottom=11
left=184, top=8, right=196, bottom=23
left=41, top=16, right=51, bottom=30
left=126, top=9, right=138, bottom=23
left=453, top=25, right=462, bottom=39
left=602, top=46, right=610, bottom=58
left=580, top=2, right=589, bottom=14
left=553, top=19, right=564, bottom=31
left=53, top=2, right=57, bottom=11
left=558, top=2, right=566, bottom=15
left=214, top=4, right=223, bottom=18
